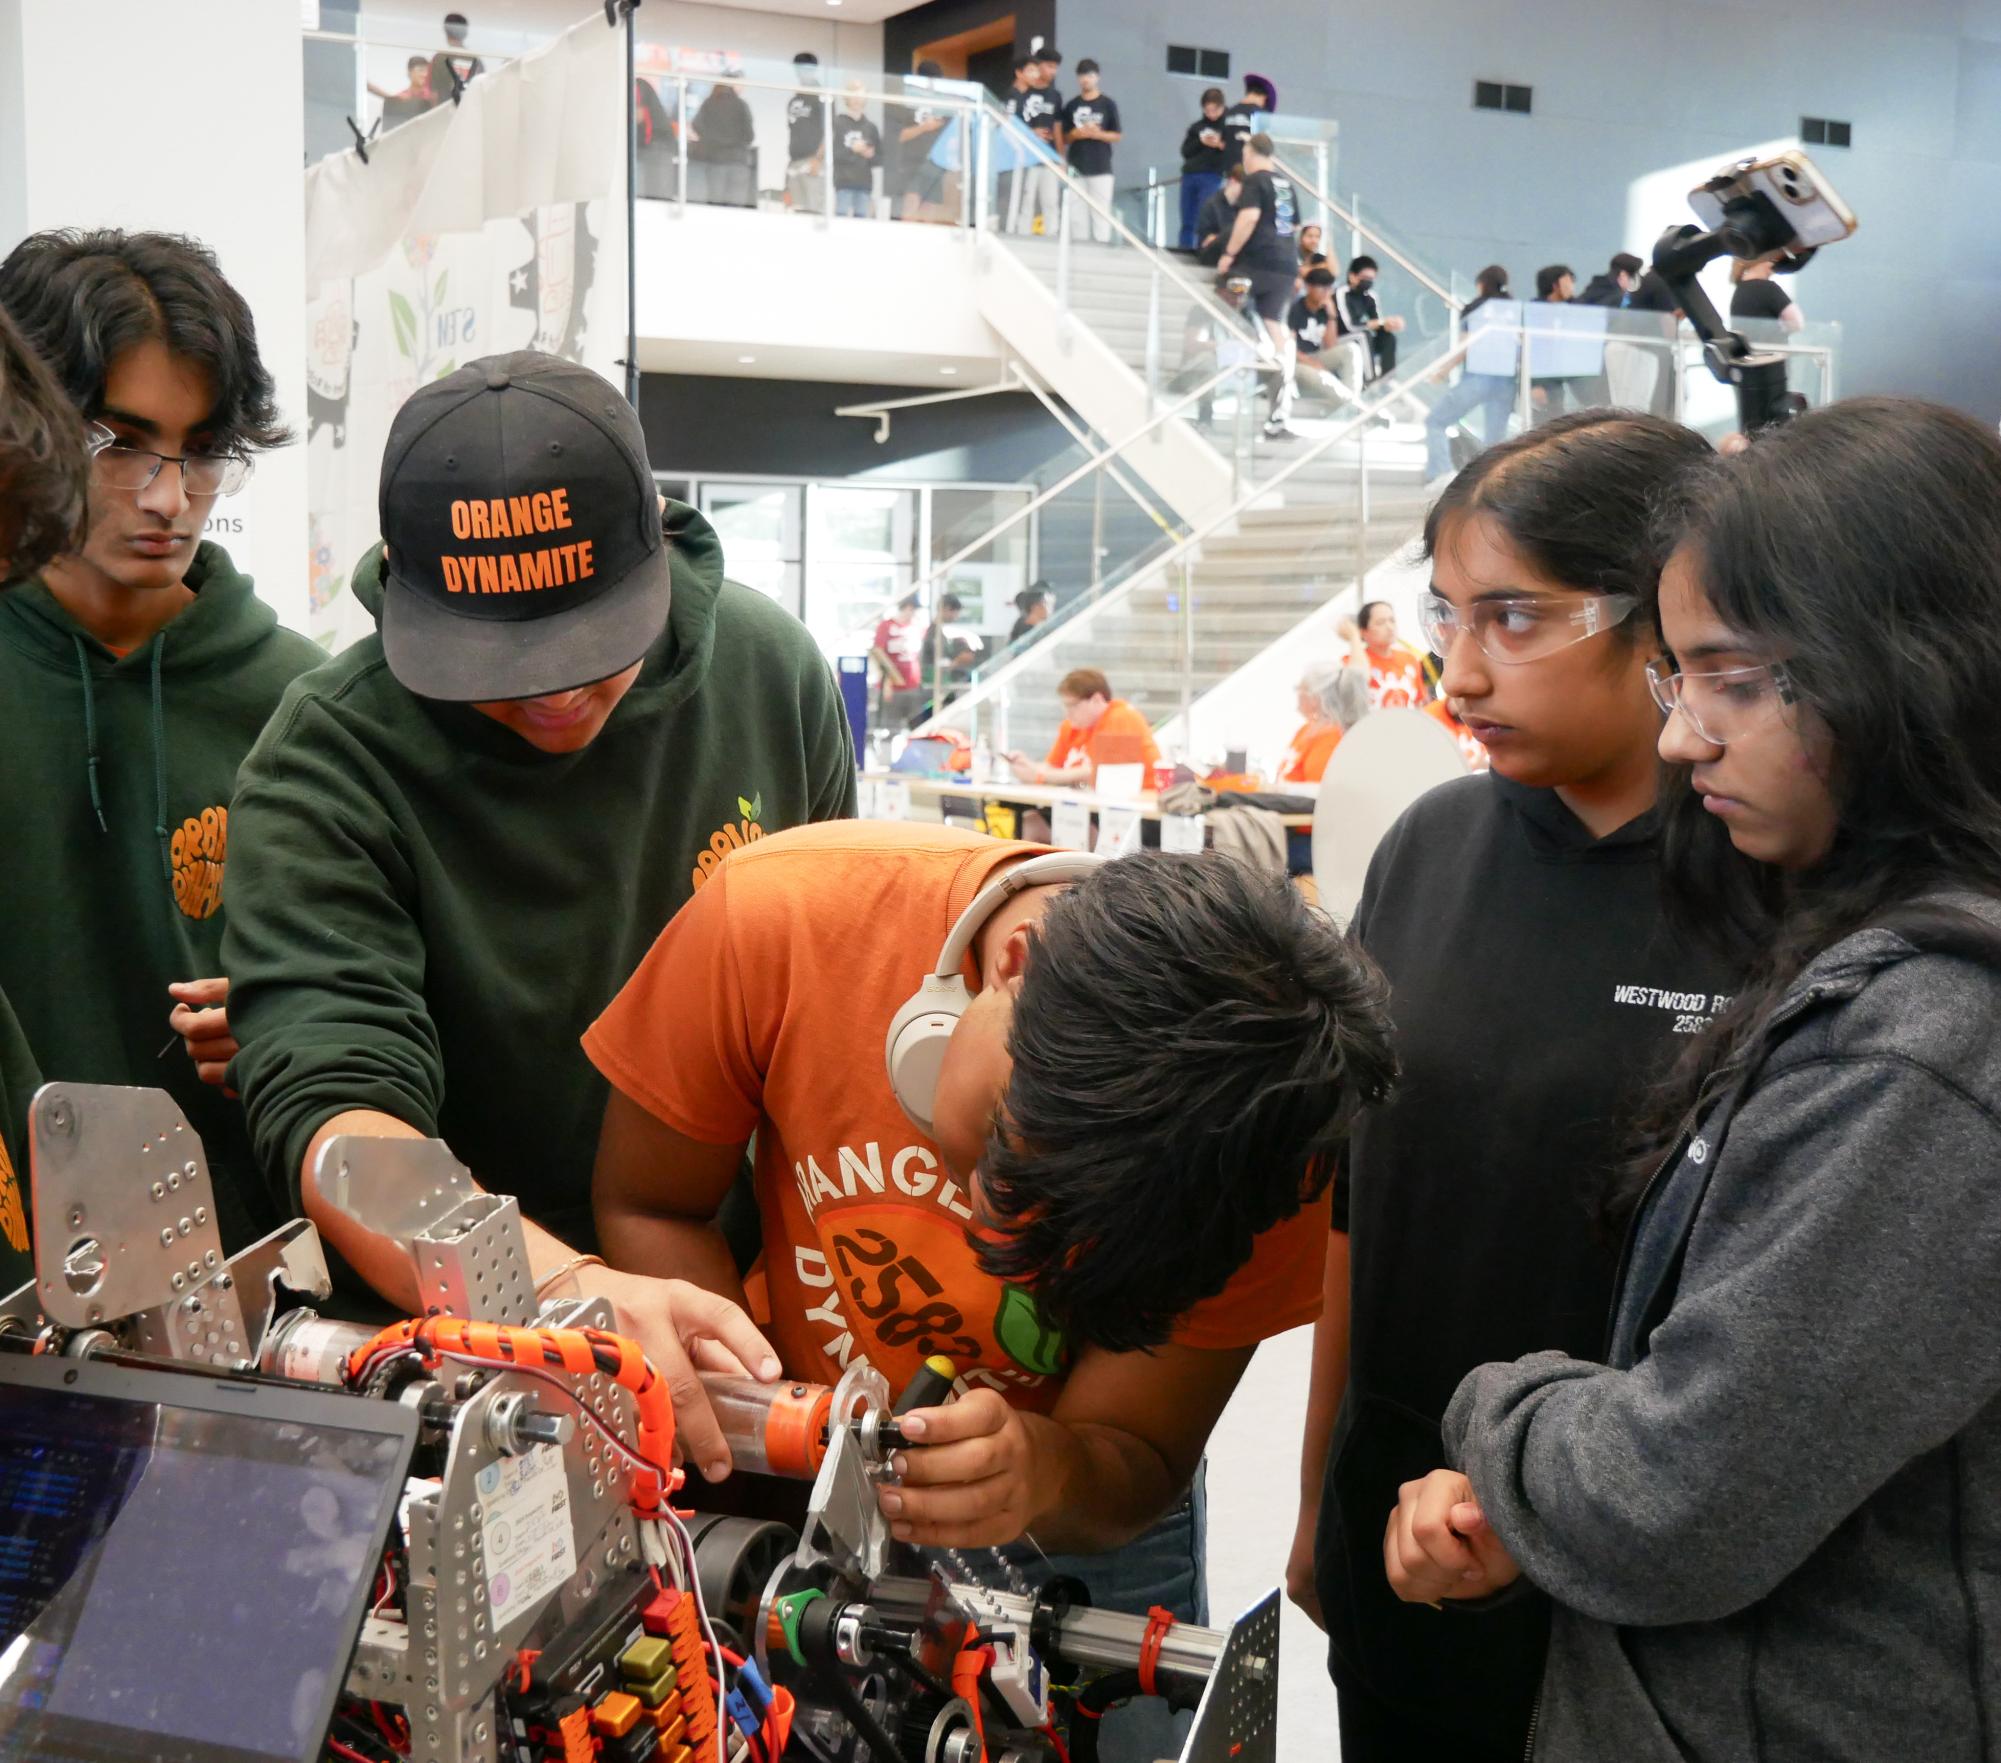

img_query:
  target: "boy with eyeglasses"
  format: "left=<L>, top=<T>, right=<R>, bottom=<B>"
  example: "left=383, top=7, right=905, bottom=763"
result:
left=0, top=228, right=322, bottom=1256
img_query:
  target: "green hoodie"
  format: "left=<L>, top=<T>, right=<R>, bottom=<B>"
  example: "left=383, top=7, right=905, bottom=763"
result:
left=224, top=501, right=856, bottom=1252
left=0, top=544, right=324, bottom=1254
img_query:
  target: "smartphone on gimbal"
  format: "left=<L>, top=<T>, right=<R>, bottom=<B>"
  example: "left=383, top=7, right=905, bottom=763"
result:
left=1689, top=151, right=1857, bottom=254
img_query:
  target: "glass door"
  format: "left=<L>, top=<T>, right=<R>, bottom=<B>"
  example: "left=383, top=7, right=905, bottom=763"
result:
left=696, top=481, right=802, bottom=617
left=805, top=484, right=919, bottom=654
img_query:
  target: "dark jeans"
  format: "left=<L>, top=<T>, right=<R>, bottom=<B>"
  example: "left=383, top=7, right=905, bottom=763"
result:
left=1179, top=171, right=1223, bottom=250
left=1335, top=1670, right=1527, bottom=1763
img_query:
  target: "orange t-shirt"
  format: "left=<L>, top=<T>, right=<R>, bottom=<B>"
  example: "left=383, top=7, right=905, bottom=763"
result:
left=1279, top=721, right=1341, bottom=785
left=1044, top=699, right=1162, bottom=777
left=584, top=821, right=1326, bottom=1412
left=1367, top=646, right=1430, bottom=711
left=1426, top=699, right=1491, bottom=773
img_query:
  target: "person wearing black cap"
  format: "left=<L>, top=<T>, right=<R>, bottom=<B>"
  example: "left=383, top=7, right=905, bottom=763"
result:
left=1220, top=73, right=1276, bottom=163
left=222, top=353, right=856, bottom=1474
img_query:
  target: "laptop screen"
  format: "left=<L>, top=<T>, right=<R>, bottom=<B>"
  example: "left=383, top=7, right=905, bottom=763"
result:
left=0, top=1355, right=417, bottom=1763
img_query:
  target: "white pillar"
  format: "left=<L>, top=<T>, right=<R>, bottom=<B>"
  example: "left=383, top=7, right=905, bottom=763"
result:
left=0, top=0, right=310, bottom=634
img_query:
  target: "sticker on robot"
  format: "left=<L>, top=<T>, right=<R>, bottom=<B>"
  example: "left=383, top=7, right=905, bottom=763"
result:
left=477, top=1443, right=577, bottom=1629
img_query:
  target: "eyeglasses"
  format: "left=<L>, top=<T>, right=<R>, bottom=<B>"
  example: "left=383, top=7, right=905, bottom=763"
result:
left=1417, top=589, right=1639, bottom=666
left=1646, top=657, right=1796, bottom=745
left=86, top=422, right=252, bottom=499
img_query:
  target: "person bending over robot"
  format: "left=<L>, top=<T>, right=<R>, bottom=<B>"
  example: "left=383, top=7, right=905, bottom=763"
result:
left=223, top=352, right=856, bottom=1474
left=0, top=302, right=97, bottom=1295
left=586, top=821, right=1396, bottom=1761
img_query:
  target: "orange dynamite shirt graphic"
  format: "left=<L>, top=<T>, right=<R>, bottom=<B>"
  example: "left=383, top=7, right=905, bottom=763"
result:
left=0, top=1136, right=25, bottom=1257
left=170, top=804, right=229, bottom=920
left=690, top=791, right=765, bottom=890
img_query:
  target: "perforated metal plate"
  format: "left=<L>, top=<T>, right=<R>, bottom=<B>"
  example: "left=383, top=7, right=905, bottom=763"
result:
left=1177, top=1590, right=1279, bottom=1763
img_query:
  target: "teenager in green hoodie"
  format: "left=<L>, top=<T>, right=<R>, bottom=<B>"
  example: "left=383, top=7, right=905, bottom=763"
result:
left=224, top=352, right=856, bottom=1476
left=0, top=229, right=320, bottom=1259
left=0, top=302, right=97, bottom=1295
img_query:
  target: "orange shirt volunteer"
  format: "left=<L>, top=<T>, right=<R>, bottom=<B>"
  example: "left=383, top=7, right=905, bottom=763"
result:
left=1279, top=722, right=1341, bottom=785
left=1366, top=645, right=1430, bottom=711
left=584, top=822, right=1326, bottom=1411
left=1045, top=699, right=1161, bottom=778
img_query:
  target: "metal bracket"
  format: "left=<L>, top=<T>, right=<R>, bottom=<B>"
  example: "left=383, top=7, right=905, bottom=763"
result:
left=311, top=1136, right=535, bottom=1325
left=794, top=1362, right=892, bottom=1585
left=29, top=1084, right=235, bottom=1337
left=1176, top=1590, right=1280, bottom=1763
left=226, top=1218, right=333, bottom=1369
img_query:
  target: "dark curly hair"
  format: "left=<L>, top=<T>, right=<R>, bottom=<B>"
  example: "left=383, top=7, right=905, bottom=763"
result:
left=0, top=303, right=90, bottom=579
left=975, top=854, right=1398, bottom=1355
left=0, top=228, right=289, bottom=455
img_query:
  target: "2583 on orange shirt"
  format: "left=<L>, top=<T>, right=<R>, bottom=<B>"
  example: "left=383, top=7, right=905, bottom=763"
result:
left=583, top=822, right=1327, bottom=1412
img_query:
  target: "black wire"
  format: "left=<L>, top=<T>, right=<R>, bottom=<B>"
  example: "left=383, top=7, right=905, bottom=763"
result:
left=810, top=1663, right=914, bottom=1763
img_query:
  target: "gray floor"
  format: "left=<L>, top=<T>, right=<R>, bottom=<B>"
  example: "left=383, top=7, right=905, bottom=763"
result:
left=1205, top=1324, right=1341, bottom=1759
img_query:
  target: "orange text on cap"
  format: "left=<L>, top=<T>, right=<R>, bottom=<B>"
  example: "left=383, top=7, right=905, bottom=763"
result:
left=450, top=488, right=573, bottom=540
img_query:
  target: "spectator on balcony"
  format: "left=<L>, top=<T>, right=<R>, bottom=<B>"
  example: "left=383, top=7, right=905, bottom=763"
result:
left=1342, top=602, right=1431, bottom=709
left=1280, top=660, right=1370, bottom=787
left=1178, top=88, right=1231, bottom=252
left=1220, top=73, right=1277, bottom=163
left=1009, top=582, right=1054, bottom=645
left=871, top=591, right=927, bottom=726
left=1296, top=223, right=1329, bottom=289
left=1215, top=132, right=1302, bottom=441
left=1425, top=264, right=1518, bottom=485
left=1060, top=60, right=1121, bottom=244
left=1729, top=258, right=1804, bottom=333
left=1290, top=267, right=1364, bottom=406
left=1194, top=165, right=1241, bottom=267
left=1017, top=47, right=1065, bottom=236
left=999, top=54, right=1037, bottom=232
left=1008, top=668, right=1160, bottom=787
left=1529, top=262, right=1580, bottom=421
left=891, top=60, right=951, bottom=223
left=832, top=83, right=881, bottom=219
left=427, top=11, right=483, bottom=105
left=1337, top=256, right=1406, bottom=383
left=782, top=53, right=826, bottom=214
left=688, top=78, right=756, bottom=209
left=1577, top=252, right=1644, bottom=309
left=370, top=56, right=436, bottom=125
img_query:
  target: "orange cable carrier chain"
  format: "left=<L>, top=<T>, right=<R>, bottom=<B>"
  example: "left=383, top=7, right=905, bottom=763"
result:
left=345, top=1316, right=680, bottom=1512
left=659, top=1588, right=721, bottom=1763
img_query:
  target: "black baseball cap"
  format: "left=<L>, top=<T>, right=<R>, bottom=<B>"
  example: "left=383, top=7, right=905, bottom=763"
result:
left=377, top=351, right=670, bottom=702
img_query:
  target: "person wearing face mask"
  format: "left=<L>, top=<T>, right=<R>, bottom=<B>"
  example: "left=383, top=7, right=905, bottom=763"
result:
left=1288, top=411, right=1730, bottom=1762
left=1386, top=398, right=2001, bottom=1763
left=222, top=352, right=856, bottom=1474
left=0, top=229, right=324, bottom=1258
left=1336, top=256, right=1406, bottom=383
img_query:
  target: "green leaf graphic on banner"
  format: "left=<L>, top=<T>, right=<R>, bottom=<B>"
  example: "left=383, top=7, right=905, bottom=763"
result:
left=435, top=360, right=457, bottom=381
left=388, top=290, right=416, bottom=360
left=434, top=271, right=448, bottom=309
left=993, top=1285, right=1067, bottom=1376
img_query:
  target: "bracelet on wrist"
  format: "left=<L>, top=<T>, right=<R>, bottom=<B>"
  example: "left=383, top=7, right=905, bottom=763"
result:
left=536, top=1251, right=606, bottom=1298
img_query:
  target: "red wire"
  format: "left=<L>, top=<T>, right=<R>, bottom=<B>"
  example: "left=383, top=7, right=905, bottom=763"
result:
left=327, top=1740, right=374, bottom=1763
left=1040, top=1724, right=1073, bottom=1763
left=369, top=1703, right=409, bottom=1755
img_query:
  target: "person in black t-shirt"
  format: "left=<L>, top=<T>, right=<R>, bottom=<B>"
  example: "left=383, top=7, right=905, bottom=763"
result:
left=1729, top=258, right=1803, bottom=333
left=1014, top=46, right=1064, bottom=235
left=998, top=56, right=1037, bottom=233
left=1289, top=267, right=1364, bottom=405
left=783, top=53, right=826, bottom=213
left=1059, top=60, right=1121, bottom=243
left=1290, top=411, right=1726, bottom=1763
left=831, top=83, right=881, bottom=219
left=1194, top=166, right=1241, bottom=266
left=890, top=59, right=950, bottom=222
left=1215, top=132, right=1301, bottom=438
left=1219, top=73, right=1276, bottom=163
left=1178, top=87, right=1230, bottom=251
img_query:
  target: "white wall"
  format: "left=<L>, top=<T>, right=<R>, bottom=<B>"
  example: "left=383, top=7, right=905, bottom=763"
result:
left=1055, top=0, right=2001, bottom=420
left=0, top=0, right=310, bottom=632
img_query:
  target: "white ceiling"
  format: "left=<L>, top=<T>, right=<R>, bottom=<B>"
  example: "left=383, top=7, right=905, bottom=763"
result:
left=363, top=0, right=931, bottom=36
left=634, top=337, right=1008, bottom=389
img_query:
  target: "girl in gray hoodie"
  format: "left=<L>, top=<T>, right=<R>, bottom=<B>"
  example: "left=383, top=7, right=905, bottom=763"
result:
left=1386, top=397, right=2001, bottom=1763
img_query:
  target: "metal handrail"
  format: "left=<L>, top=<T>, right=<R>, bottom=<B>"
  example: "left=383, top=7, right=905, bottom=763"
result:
left=1266, top=150, right=1456, bottom=316
left=898, top=357, right=1245, bottom=613
left=912, top=332, right=1477, bottom=736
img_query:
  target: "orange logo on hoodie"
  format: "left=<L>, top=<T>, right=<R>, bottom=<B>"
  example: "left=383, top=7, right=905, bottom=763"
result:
left=171, top=805, right=228, bottom=920
left=690, top=792, right=765, bottom=890
left=0, top=1137, right=25, bottom=1256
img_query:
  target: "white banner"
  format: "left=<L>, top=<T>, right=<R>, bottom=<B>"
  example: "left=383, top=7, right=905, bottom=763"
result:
left=302, top=12, right=628, bottom=648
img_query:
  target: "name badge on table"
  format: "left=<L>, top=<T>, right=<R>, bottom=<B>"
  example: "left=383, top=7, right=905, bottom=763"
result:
left=1159, top=812, right=1207, bottom=854
left=1094, top=762, right=1145, bottom=804
left=877, top=780, right=912, bottom=821
left=1050, top=796, right=1092, bottom=850
left=1095, top=802, right=1144, bottom=858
